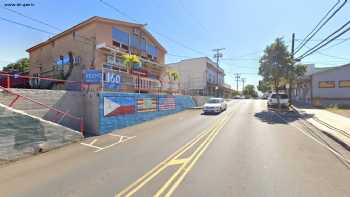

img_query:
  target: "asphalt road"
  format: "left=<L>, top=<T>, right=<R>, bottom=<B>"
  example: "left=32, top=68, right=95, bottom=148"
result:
left=1, top=99, right=350, bottom=197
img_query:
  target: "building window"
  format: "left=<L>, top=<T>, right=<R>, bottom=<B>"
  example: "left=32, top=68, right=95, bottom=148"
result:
left=147, top=42, right=158, bottom=58
left=339, top=80, right=350, bottom=88
left=130, top=34, right=139, bottom=48
left=121, top=44, right=129, bottom=50
left=112, top=27, right=129, bottom=45
left=113, top=40, right=121, bottom=48
left=72, top=31, right=76, bottom=39
left=319, top=81, right=335, bottom=88
left=141, top=37, right=147, bottom=52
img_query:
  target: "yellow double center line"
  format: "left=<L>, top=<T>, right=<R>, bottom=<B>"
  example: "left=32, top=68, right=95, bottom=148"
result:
left=116, top=109, right=235, bottom=197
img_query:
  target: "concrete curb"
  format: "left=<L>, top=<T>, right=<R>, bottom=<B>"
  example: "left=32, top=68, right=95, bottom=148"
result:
left=189, top=106, right=203, bottom=110
left=291, top=105, right=350, bottom=150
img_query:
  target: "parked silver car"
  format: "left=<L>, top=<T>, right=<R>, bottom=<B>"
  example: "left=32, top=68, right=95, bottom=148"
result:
left=203, top=98, right=227, bottom=114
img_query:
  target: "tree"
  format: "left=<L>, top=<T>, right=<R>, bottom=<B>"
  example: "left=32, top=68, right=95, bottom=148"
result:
left=122, top=54, right=141, bottom=73
left=167, top=69, right=180, bottom=81
left=257, top=80, right=271, bottom=93
left=232, top=90, right=240, bottom=97
left=259, top=38, right=292, bottom=107
left=2, top=58, right=29, bottom=72
left=243, top=84, right=258, bottom=98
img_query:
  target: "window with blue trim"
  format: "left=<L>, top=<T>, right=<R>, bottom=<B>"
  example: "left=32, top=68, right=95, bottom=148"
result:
left=147, top=43, right=158, bottom=57
left=112, top=27, right=129, bottom=44
left=141, top=38, right=147, bottom=51
left=130, top=34, right=139, bottom=48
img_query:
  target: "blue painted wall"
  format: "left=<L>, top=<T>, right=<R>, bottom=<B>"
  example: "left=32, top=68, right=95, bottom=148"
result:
left=99, top=92, right=195, bottom=134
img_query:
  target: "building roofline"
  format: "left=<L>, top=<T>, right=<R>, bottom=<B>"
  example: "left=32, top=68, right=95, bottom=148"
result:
left=168, top=57, right=225, bottom=74
left=312, top=63, right=350, bottom=76
left=26, top=16, right=167, bottom=53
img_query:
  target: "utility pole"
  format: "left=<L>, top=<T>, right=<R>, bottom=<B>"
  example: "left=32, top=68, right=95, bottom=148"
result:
left=241, top=78, right=246, bottom=93
left=288, top=33, right=295, bottom=105
left=234, top=73, right=241, bottom=93
left=213, top=48, right=225, bottom=97
left=291, top=33, right=295, bottom=59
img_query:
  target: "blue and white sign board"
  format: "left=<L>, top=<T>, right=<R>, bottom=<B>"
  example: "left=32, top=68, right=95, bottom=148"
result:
left=84, top=69, right=102, bottom=84
left=104, top=72, right=121, bottom=89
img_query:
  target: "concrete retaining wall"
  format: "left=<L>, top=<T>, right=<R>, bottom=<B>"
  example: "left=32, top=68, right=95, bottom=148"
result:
left=98, top=92, right=195, bottom=134
left=0, top=103, right=83, bottom=164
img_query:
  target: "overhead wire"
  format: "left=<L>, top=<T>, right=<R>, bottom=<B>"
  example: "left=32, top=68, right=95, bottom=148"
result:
left=294, top=0, right=347, bottom=54
left=297, top=21, right=350, bottom=59
left=98, top=0, right=209, bottom=56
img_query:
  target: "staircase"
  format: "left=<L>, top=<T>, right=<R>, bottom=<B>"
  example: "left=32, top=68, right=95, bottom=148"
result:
left=0, top=88, right=84, bottom=132
left=0, top=89, right=66, bottom=117
left=0, top=103, right=83, bottom=163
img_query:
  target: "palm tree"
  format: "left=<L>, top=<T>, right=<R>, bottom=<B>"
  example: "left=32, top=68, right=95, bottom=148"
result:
left=167, top=70, right=180, bottom=81
left=122, top=54, right=141, bottom=73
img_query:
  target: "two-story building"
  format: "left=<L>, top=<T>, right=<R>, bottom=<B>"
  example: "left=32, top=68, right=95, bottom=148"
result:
left=26, top=16, right=172, bottom=93
left=167, top=57, right=225, bottom=97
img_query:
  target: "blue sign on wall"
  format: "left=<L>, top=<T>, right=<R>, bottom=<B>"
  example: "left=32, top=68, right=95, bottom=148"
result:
left=104, top=72, right=121, bottom=89
left=84, top=69, right=102, bottom=84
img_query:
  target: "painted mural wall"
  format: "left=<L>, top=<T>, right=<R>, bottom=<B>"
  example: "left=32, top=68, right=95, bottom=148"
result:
left=99, top=92, right=195, bottom=134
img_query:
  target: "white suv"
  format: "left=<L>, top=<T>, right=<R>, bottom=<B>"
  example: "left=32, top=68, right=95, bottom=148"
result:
left=203, top=98, right=227, bottom=114
left=267, top=93, right=289, bottom=108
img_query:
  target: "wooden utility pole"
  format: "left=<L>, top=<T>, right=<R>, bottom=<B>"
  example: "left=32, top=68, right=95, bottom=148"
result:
left=234, top=73, right=241, bottom=93
left=289, top=33, right=295, bottom=105
left=241, top=78, right=246, bottom=93
left=213, top=48, right=225, bottom=97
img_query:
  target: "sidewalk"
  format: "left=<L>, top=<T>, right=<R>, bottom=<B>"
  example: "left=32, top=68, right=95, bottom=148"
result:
left=292, top=105, right=350, bottom=149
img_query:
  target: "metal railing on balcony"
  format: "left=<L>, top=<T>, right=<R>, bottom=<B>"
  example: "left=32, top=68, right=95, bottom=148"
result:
left=101, top=67, right=166, bottom=94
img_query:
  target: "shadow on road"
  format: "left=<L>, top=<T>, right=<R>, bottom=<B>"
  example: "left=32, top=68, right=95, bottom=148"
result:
left=254, top=109, right=314, bottom=125
left=201, top=112, right=220, bottom=116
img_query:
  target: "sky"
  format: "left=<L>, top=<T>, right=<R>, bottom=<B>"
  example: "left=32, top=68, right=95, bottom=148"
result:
left=0, top=0, right=350, bottom=91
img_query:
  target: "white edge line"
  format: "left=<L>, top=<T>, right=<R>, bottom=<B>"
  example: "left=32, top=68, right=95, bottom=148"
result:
left=274, top=113, right=350, bottom=164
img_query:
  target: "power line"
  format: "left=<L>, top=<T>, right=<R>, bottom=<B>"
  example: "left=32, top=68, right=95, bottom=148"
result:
left=295, top=40, right=350, bottom=60
left=99, top=0, right=138, bottom=23
left=97, top=0, right=209, bottom=56
left=0, top=16, right=53, bottom=35
left=2, top=7, right=95, bottom=45
left=315, top=50, right=350, bottom=60
left=167, top=53, right=193, bottom=58
left=2, top=7, right=61, bottom=31
left=231, top=50, right=262, bottom=59
left=151, top=29, right=208, bottom=56
left=294, top=0, right=347, bottom=54
left=295, top=37, right=350, bottom=42
left=176, top=0, right=210, bottom=32
left=297, top=20, right=350, bottom=60
left=323, top=36, right=350, bottom=50
left=222, top=58, right=259, bottom=61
